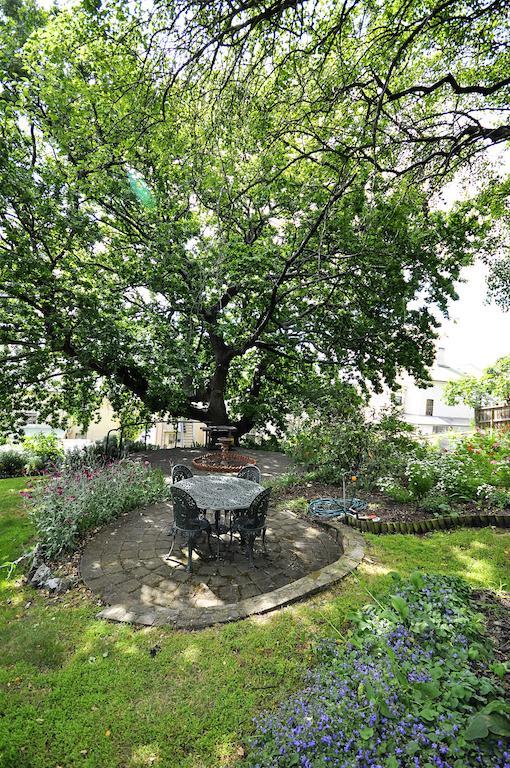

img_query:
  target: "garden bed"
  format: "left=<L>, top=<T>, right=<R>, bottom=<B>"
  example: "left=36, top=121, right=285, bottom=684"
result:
left=274, top=482, right=510, bottom=525
left=245, top=574, right=510, bottom=768
left=472, top=590, right=510, bottom=703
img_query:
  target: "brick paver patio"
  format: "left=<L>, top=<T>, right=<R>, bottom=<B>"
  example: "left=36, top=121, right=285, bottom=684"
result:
left=81, top=450, right=365, bottom=628
left=81, top=501, right=341, bottom=612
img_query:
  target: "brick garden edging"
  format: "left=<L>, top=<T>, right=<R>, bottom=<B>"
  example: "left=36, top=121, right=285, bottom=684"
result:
left=96, top=523, right=365, bottom=629
left=342, top=512, right=510, bottom=535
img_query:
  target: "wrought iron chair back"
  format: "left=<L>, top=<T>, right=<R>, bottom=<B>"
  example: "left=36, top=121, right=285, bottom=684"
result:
left=172, top=464, right=193, bottom=484
left=233, top=488, right=271, bottom=567
left=237, top=465, right=261, bottom=483
left=171, top=487, right=203, bottom=531
left=168, top=486, right=211, bottom=572
left=242, top=487, right=271, bottom=530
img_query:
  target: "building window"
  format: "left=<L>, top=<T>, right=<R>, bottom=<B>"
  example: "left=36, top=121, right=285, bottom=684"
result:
left=426, top=399, right=434, bottom=416
left=394, top=393, right=402, bottom=406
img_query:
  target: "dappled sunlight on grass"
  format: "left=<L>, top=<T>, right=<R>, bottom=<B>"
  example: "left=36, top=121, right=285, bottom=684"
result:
left=1, top=477, right=510, bottom=768
left=365, top=529, right=510, bottom=589
left=130, top=743, right=161, bottom=767
left=181, top=643, right=201, bottom=663
left=359, top=559, right=393, bottom=577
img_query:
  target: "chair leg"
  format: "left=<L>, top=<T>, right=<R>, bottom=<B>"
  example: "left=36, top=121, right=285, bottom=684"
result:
left=206, top=529, right=213, bottom=556
left=186, top=535, right=193, bottom=572
left=262, top=527, right=267, bottom=549
left=167, top=528, right=176, bottom=558
left=247, top=534, right=255, bottom=568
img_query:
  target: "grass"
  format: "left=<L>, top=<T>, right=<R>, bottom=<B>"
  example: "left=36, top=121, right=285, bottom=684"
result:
left=0, top=478, right=509, bottom=768
left=0, top=477, right=35, bottom=564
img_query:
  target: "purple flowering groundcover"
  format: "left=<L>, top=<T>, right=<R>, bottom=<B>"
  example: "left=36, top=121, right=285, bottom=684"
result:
left=247, top=574, right=510, bottom=768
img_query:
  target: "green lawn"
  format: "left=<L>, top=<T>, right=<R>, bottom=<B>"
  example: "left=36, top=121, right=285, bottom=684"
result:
left=0, top=477, right=509, bottom=768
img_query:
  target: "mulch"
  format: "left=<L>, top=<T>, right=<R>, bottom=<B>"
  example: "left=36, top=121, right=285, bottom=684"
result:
left=472, top=589, right=510, bottom=700
left=273, top=483, right=510, bottom=522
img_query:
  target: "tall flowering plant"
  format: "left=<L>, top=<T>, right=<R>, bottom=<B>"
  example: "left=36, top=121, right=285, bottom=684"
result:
left=22, top=457, right=168, bottom=559
left=248, top=575, right=510, bottom=768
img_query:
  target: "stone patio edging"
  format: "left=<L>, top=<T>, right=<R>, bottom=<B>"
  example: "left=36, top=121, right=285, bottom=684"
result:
left=96, top=522, right=365, bottom=629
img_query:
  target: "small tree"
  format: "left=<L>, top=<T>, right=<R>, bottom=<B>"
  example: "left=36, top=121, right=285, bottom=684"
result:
left=444, top=355, right=510, bottom=408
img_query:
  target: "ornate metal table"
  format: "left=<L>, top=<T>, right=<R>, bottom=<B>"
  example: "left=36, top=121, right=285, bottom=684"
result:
left=174, top=474, right=263, bottom=512
left=173, top=474, right=265, bottom=561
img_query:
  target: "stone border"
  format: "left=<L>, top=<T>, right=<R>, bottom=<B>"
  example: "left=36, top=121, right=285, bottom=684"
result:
left=96, top=522, right=365, bottom=629
left=342, top=512, right=510, bottom=534
left=192, top=453, right=256, bottom=473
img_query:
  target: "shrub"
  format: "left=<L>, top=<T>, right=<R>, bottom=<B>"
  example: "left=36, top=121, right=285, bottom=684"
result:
left=377, top=478, right=413, bottom=503
left=247, top=574, right=509, bottom=768
left=407, top=458, right=437, bottom=499
left=418, top=493, right=452, bottom=515
left=476, top=484, right=510, bottom=509
left=377, top=428, right=510, bottom=505
left=22, top=456, right=168, bottom=559
left=0, top=449, right=27, bottom=477
left=22, top=433, right=64, bottom=473
left=125, top=439, right=157, bottom=453
left=286, top=407, right=423, bottom=490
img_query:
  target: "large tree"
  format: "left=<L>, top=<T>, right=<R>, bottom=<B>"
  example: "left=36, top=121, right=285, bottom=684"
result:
left=0, top=0, right=508, bottom=436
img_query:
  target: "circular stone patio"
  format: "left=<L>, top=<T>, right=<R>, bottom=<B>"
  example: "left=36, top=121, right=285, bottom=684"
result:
left=81, top=500, right=365, bottom=629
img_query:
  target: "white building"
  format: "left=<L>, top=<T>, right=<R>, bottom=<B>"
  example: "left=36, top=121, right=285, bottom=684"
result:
left=372, top=347, right=475, bottom=435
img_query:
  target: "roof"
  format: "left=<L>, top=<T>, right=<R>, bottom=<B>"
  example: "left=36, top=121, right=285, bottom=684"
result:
left=404, top=414, right=471, bottom=427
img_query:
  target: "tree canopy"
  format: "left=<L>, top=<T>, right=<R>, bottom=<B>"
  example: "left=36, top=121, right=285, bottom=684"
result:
left=1, top=0, right=509, bottom=436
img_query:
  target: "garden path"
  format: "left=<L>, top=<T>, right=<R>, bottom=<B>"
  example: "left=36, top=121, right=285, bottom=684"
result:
left=135, top=447, right=294, bottom=478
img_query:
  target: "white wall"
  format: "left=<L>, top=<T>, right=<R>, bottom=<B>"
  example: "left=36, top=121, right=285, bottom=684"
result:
left=402, top=378, right=472, bottom=420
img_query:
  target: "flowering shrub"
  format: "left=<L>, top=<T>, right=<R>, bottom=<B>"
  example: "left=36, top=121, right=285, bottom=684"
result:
left=378, top=429, right=510, bottom=508
left=247, top=574, right=510, bottom=768
left=22, top=457, right=168, bottom=559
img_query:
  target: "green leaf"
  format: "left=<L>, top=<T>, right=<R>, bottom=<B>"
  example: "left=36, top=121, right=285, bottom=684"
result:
left=405, top=740, right=420, bottom=755
left=416, top=682, right=441, bottom=700
left=409, top=571, right=424, bottom=589
left=390, top=595, right=409, bottom=619
left=420, top=707, right=437, bottom=722
left=360, top=727, right=374, bottom=740
left=488, top=714, right=510, bottom=737
left=490, top=662, right=508, bottom=678
left=379, top=699, right=394, bottom=719
left=451, top=684, right=470, bottom=700
left=480, top=699, right=510, bottom=716
left=465, top=712, right=510, bottom=740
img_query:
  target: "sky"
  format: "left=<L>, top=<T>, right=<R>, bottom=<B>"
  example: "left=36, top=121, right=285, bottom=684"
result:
left=439, top=261, right=509, bottom=372
left=435, top=145, right=510, bottom=373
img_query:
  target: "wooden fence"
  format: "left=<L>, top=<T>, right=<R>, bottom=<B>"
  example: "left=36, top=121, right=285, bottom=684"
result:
left=475, top=404, right=510, bottom=429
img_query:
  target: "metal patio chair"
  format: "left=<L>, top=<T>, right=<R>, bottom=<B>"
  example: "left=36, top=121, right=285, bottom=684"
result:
left=237, top=465, right=261, bottom=483
left=168, top=486, right=212, bottom=572
left=171, top=464, right=193, bottom=484
left=231, top=487, right=271, bottom=567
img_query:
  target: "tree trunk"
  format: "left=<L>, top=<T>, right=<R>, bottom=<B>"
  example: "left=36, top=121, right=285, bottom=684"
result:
left=206, top=360, right=230, bottom=425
